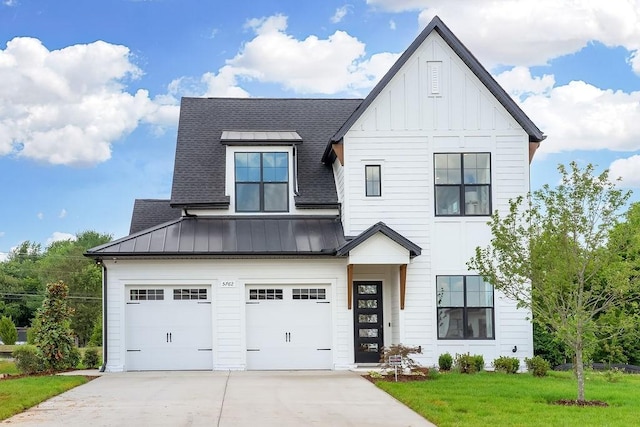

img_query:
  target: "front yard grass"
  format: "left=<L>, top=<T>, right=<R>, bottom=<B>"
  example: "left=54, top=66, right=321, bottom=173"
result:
left=376, top=370, right=640, bottom=427
left=0, top=375, right=89, bottom=420
left=0, top=360, right=19, bottom=374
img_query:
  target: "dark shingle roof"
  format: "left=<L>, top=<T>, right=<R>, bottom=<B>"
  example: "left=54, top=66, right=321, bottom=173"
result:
left=171, top=98, right=362, bottom=209
left=337, top=222, right=421, bottom=258
left=323, top=15, right=545, bottom=162
left=87, top=216, right=346, bottom=257
left=129, top=199, right=183, bottom=234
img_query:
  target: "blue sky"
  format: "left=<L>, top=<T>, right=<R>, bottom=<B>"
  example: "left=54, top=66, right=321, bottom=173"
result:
left=1, top=0, right=640, bottom=259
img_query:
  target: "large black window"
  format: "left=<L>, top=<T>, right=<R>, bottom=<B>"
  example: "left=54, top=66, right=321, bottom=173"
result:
left=436, top=276, right=494, bottom=339
left=235, top=152, right=288, bottom=212
left=434, top=153, right=491, bottom=216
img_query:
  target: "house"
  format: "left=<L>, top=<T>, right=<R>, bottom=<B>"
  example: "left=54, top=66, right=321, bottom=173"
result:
left=86, top=16, right=545, bottom=372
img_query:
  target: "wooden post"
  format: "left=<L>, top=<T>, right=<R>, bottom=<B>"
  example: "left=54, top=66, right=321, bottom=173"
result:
left=347, top=264, right=353, bottom=309
left=400, top=264, right=407, bottom=310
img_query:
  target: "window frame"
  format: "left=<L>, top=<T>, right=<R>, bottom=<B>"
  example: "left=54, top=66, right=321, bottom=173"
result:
left=434, top=152, right=492, bottom=217
left=365, top=164, right=382, bottom=197
left=436, top=275, right=495, bottom=340
left=234, top=151, right=289, bottom=213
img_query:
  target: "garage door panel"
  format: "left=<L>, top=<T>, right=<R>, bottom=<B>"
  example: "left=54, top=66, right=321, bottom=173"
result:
left=246, top=285, right=332, bottom=370
left=125, top=286, right=213, bottom=371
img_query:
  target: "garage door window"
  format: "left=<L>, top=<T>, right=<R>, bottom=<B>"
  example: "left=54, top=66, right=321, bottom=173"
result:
left=249, top=289, right=283, bottom=300
left=130, top=289, right=164, bottom=301
left=292, top=288, right=326, bottom=300
left=173, top=289, right=208, bottom=300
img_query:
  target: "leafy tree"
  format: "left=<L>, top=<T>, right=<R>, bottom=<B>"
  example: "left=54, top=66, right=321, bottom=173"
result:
left=38, top=231, right=111, bottom=345
left=0, top=242, right=44, bottom=326
left=33, top=280, right=77, bottom=371
left=468, top=162, right=632, bottom=402
left=0, top=315, right=18, bottom=345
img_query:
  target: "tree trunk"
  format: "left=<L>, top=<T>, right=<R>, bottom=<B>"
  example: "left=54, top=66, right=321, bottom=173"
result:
left=575, top=346, right=585, bottom=402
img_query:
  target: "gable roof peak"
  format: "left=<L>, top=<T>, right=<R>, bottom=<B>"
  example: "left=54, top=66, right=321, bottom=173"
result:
left=322, top=15, right=545, bottom=162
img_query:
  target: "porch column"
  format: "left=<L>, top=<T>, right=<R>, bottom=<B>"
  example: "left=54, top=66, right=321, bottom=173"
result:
left=347, top=264, right=353, bottom=309
left=400, top=264, right=407, bottom=310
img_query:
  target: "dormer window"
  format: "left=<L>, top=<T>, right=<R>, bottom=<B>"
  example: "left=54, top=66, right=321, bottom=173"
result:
left=235, top=152, right=289, bottom=212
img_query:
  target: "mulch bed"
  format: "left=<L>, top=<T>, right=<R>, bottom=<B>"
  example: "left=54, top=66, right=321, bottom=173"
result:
left=554, top=399, right=609, bottom=407
left=362, top=367, right=431, bottom=383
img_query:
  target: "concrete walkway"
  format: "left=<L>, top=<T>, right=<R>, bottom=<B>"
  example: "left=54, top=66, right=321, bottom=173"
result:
left=3, top=371, right=435, bottom=426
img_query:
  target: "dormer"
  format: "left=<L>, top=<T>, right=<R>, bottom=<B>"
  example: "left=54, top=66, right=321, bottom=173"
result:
left=221, top=130, right=301, bottom=214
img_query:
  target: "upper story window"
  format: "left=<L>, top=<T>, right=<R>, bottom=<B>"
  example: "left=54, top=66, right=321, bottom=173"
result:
left=436, top=275, right=494, bottom=340
left=365, top=165, right=381, bottom=197
left=434, top=153, right=491, bottom=216
left=235, top=152, right=289, bottom=212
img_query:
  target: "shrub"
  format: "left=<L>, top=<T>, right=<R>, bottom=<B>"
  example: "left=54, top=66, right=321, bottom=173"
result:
left=89, top=318, right=102, bottom=347
left=12, top=345, right=44, bottom=375
left=427, top=366, right=440, bottom=380
left=0, top=316, right=18, bottom=345
left=83, top=348, right=100, bottom=369
left=438, top=352, right=453, bottom=371
left=380, top=344, right=422, bottom=371
left=493, top=356, right=520, bottom=374
left=472, top=354, right=485, bottom=372
left=34, top=281, right=77, bottom=371
left=525, top=356, right=550, bottom=377
left=454, top=353, right=477, bottom=374
left=603, top=367, right=624, bottom=383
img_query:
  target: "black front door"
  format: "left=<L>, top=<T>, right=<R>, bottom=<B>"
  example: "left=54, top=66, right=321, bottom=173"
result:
left=353, top=281, right=384, bottom=363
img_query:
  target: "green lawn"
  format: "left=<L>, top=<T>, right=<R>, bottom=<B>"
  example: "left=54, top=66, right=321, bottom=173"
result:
left=0, top=375, right=89, bottom=420
left=376, top=371, right=640, bottom=427
left=0, top=360, right=19, bottom=374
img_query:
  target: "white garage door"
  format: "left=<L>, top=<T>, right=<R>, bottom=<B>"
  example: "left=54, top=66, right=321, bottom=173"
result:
left=125, top=286, right=213, bottom=371
left=246, top=286, right=332, bottom=370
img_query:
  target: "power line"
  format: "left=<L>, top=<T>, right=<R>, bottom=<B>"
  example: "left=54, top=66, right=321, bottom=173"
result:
left=0, top=292, right=101, bottom=301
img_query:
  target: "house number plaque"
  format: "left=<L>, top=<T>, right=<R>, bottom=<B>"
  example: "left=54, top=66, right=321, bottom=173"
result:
left=220, top=281, right=236, bottom=288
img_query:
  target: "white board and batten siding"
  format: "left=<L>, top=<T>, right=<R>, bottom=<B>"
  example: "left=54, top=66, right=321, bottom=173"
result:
left=103, top=258, right=349, bottom=372
left=338, top=31, right=533, bottom=365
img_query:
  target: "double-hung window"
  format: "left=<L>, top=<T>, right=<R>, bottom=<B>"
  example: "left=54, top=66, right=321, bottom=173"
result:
left=436, top=275, right=494, bottom=339
left=235, top=152, right=288, bottom=212
left=434, top=153, right=491, bottom=216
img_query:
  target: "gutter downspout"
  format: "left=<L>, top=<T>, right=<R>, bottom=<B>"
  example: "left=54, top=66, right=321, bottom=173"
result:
left=97, top=259, right=108, bottom=372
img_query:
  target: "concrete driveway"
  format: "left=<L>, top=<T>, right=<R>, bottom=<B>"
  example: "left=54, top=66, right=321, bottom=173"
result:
left=3, top=371, right=434, bottom=426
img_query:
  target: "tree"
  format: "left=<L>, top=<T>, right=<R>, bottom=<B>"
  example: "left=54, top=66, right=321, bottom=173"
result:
left=468, top=162, right=632, bottom=402
left=0, top=315, right=18, bottom=345
left=0, top=242, right=44, bottom=326
left=38, top=231, right=111, bottom=345
left=33, top=281, right=77, bottom=371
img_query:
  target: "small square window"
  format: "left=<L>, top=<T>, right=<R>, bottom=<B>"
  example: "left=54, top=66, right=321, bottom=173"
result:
left=365, top=165, right=381, bottom=197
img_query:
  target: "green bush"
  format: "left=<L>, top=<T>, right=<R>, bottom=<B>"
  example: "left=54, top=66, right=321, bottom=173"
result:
left=472, top=354, right=485, bottom=372
left=0, top=316, right=18, bottom=345
left=89, top=318, right=102, bottom=347
left=603, top=367, right=624, bottom=383
left=34, top=281, right=78, bottom=371
left=525, top=356, right=551, bottom=377
left=454, top=353, right=476, bottom=374
left=12, top=345, right=44, bottom=375
left=438, top=352, right=453, bottom=371
left=83, top=348, right=100, bottom=369
left=493, top=356, right=520, bottom=374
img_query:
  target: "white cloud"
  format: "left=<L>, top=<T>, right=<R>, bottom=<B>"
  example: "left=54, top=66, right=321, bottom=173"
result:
left=389, top=20, right=396, bottom=30
left=609, top=155, right=640, bottom=187
left=0, top=231, right=5, bottom=237
left=494, top=67, right=555, bottom=100
left=200, top=14, right=400, bottom=96
left=46, top=231, right=77, bottom=246
left=58, top=208, right=67, bottom=218
left=515, top=80, right=640, bottom=155
left=37, top=212, right=44, bottom=220
left=368, top=0, right=640, bottom=72
left=3, top=0, right=18, bottom=6
left=0, top=252, right=8, bottom=262
left=331, top=5, right=351, bottom=23
left=0, top=37, right=179, bottom=166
